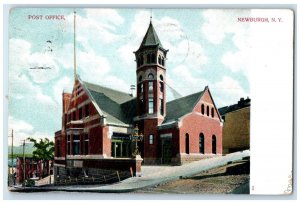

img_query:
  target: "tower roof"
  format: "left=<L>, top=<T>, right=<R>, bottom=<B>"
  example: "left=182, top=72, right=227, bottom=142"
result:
left=138, top=21, right=164, bottom=50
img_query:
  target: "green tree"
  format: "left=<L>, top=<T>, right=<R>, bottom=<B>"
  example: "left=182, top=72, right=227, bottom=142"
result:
left=27, top=137, right=54, bottom=160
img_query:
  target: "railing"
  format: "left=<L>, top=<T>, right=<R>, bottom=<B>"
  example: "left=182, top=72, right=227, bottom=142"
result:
left=54, top=170, right=131, bottom=186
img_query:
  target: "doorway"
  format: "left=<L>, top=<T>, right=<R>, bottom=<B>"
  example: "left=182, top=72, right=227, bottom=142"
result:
left=212, top=135, right=216, bottom=154
left=185, top=133, right=190, bottom=154
left=162, top=139, right=172, bottom=164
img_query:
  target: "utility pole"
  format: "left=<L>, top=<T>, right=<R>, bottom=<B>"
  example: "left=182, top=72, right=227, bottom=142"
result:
left=22, top=140, right=26, bottom=186
left=8, top=129, right=14, bottom=174
left=11, top=129, right=13, bottom=172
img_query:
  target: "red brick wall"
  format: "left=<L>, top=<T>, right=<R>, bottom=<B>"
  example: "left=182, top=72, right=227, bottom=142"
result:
left=179, top=89, right=222, bottom=155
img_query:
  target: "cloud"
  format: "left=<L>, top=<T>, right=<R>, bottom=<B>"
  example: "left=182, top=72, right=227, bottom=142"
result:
left=169, top=65, right=208, bottom=98
left=211, top=76, right=249, bottom=107
left=53, top=76, right=73, bottom=103
left=77, top=50, right=111, bottom=84
left=9, top=116, right=33, bottom=134
left=201, top=10, right=251, bottom=74
left=64, top=9, right=124, bottom=47
left=102, top=75, right=131, bottom=94
left=201, top=9, right=250, bottom=45
left=9, top=38, right=59, bottom=84
left=117, top=11, right=207, bottom=76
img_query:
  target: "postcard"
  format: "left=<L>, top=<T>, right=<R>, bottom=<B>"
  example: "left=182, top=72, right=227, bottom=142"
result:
left=5, top=7, right=294, bottom=197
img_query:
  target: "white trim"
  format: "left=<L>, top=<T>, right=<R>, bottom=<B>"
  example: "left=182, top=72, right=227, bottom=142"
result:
left=54, top=157, right=65, bottom=161
left=54, top=163, right=65, bottom=167
left=70, top=120, right=83, bottom=124
left=160, top=133, right=172, bottom=138
left=67, top=108, right=76, bottom=114
left=66, top=154, right=108, bottom=160
left=77, top=99, right=91, bottom=109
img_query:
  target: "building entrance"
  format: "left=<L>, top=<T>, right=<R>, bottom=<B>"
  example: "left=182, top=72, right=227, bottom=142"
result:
left=111, top=133, right=132, bottom=158
left=162, top=139, right=172, bottom=164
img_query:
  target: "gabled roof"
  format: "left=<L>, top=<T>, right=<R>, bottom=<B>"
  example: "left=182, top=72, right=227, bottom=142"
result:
left=81, top=81, right=136, bottom=126
left=162, top=91, right=205, bottom=125
left=138, top=21, right=164, bottom=50
left=83, top=81, right=133, bottom=104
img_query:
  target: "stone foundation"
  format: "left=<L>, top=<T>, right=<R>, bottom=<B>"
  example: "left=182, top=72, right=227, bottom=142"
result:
left=177, top=153, right=222, bottom=165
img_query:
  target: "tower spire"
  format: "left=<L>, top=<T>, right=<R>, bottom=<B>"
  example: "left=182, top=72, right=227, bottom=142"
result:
left=73, top=10, right=77, bottom=106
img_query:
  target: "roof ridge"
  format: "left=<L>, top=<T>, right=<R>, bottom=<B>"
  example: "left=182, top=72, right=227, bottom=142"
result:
left=167, top=90, right=204, bottom=104
left=82, top=80, right=131, bottom=96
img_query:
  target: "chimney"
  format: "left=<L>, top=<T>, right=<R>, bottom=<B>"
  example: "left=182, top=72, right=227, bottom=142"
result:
left=62, top=92, right=72, bottom=114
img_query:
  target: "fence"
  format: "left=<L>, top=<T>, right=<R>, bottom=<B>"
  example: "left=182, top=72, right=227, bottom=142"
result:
left=54, top=170, right=131, bottom=186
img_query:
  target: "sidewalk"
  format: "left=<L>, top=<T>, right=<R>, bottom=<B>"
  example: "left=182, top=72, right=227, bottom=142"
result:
left=10, top=150, right=250, bottom=193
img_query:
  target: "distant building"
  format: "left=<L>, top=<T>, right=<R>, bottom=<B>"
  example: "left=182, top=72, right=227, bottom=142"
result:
left=15, top=157, right=53, bottom=184
left=218, top=97, right=251, bottom=154
left=54, top=20, right=223, bottom=180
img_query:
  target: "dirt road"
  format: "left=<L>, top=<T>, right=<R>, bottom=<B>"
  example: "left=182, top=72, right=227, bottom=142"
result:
left=134, top=159, right=250, bottom=194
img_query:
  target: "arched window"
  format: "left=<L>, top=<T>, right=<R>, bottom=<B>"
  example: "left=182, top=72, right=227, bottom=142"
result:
left=158, top=56, right=162, bottom=65
left=212, top=135, right=216, bottom=154
left=185, top=133, right=190, bottom=154
left=201, top=104, right=205, bottom=115
left=148, top=73, right=154, bottom=79
left=138, top=75, right=142, bottom=82
left=207, top=106, right=210, bottom=116
left=211, top=108, right=214, bottom=118
left=199, top=133, right=204, bottom=154
left=147, top=54, right=151, bottom=63
left=162, top=57, right=165, bottom=66
left=159, top=82, right=164, bottom=92
left=151, top=53, right=156, bottom=63
left=160, top=74, right=164, bottom=81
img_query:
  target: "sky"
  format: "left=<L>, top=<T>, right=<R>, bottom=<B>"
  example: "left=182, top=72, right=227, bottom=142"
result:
left=8, top=8, right=251, bottom=145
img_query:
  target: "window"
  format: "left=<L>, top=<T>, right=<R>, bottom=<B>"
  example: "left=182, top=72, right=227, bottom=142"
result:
left=84, top=134, right=89, bottom=155
left=149, top=134, right=154, bottom=144
left=159, top=82, right=164, bottom=92
left=201, top=104, right=204, bottom=115
left=212, top=135, right=216, bottom=154
left=148, top=97, right=154, bottom=114
left=72, top=111, right=76, bottom=120
left=67, top=135, right=71, bottom=155
left=207, top=106, right=210, bottom=116
left=151, top=53, right=156, bottom=63
left=72, top=134, right=80, bottom=155
left=148, top=73, right=154, bottom=79
left=79, top=107, right=82, bottom=120
left=185, top=133, right=190, bottom=154
left=158, top=56, right=162, bottom=65
left=140, top=56, right=144, bottom=65
left=56, top=140, right=60, bottom=157
left=140, top=83, right=143, bottom=93
left=139, top=75, right=142, bottom=82
left=139, top=99, right=144, bottom=113
left=85, top=104, right=90, bottom=117
left=160, top=74, right=164, bottom=81
left=148, top=81, right=153, bottom=92
left=162, top=57, right=165, bottom=66
left=160, top=99, right=164, bottom=115
left=147, top=54, right=151, bottom=63
left=199, top=133, right=204, bottom=154
left=137, top=58, right=140, bottom=67
left=211, top=108, right=214, bottom=118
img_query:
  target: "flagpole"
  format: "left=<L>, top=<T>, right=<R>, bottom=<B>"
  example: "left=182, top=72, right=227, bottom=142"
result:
left=73, top=11, right=77, bottom=106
